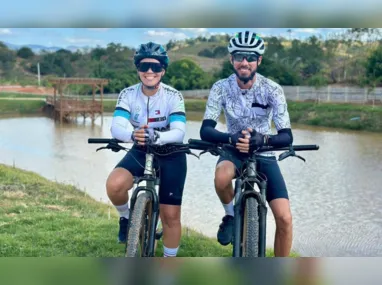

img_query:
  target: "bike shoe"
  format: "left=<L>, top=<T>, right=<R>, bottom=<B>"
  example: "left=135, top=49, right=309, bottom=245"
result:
left=217, top=215, right=234, bottom=246
left=118, top=217, right=129, bottom=244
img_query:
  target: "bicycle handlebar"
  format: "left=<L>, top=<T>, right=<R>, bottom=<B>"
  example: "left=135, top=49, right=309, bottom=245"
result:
left=88, top=138, right=198, bottom=157
left=187, top=139, right=319, bottom=162
left=188, top=139, right=319, bottom=152
left=88, top=138, right=123, bottom=144
left=88, top=138, right=319, bottom=162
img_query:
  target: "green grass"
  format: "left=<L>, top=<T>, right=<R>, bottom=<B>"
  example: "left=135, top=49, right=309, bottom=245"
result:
left=0, top=100, right=45, bottom=115
left=3, top=96, right=381, bottom=132
left=0, top=164, right=291, bottom=257
left=0, top=92, right=47, bottom=98
left=287, top=101, right=382, bottom=131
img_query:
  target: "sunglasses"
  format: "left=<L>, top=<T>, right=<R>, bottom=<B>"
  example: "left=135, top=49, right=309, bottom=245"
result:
left=232, top=53, right=259, bottom=63
left=138, top=62, right=163, bottom=73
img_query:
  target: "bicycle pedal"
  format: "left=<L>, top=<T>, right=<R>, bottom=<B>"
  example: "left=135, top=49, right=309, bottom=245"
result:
left=155, top=230, right=163, bottom=240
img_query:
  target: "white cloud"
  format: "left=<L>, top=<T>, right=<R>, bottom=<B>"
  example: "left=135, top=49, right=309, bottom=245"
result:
left=293, top=28, right=320, bottom=34
left=208, top=32, right=227, bottom=36
left=145, top=30, right=188, bottom=41
left=179, top=28, right=208, bottom=34
left=65, top=37, right=103, bottom=44
left=87, top=28, right=111, bottom=32
left=0, top=28, right=12, bottom=35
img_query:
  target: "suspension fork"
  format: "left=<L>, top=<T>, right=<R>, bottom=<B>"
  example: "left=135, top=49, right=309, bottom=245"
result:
left=129, top=151, right=161, bottom=256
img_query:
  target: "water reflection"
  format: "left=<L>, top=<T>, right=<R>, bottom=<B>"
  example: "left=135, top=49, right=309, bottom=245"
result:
left=1, top=113, right=382, bottom=256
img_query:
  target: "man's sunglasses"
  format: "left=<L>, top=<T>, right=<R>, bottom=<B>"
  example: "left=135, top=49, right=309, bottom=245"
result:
left=138, top=62, right=163, bottom=73
left=232, top=53, right=259, bottom=63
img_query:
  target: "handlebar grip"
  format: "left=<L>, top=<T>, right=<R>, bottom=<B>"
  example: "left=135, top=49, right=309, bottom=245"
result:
left=291, top=145, right=320, bottom=151
left=88, top=138, right=123, bottom=144
left=187, top=139, right=217, bottom=149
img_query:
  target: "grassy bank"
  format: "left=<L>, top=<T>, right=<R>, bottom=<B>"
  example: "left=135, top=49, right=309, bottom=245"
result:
left=2, top=95, right=382, bottom=132
left=0, top=92, right=47, bottom=99
left=0, top=99, right=45, bottom=115
left=0, top=164, right=288, bottom=257
left=287, top=101, right=382, bottom=132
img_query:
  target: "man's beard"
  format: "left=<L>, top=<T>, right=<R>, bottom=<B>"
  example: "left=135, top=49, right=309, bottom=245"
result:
left=234, top=68, right=257, bottom=84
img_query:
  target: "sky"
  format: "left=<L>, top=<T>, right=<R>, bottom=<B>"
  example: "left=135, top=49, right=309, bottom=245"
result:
left=0, top=28, right=351, bottom=49
left=1, top=0, right=381, bottom=28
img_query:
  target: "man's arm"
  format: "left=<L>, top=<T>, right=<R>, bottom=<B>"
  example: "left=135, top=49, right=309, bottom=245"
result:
left=199, top=81, right=234, bottom=144
left=265, top=84, right=293, bottom=147
left=265, top=128, right=293, bottom=148
left=200, top=119, right=231, bottom=144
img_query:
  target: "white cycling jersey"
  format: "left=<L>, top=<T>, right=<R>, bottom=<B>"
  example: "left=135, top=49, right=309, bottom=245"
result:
left=110, top=82, right=186, bottom=145
left=203, top=73, right=291, bottom=135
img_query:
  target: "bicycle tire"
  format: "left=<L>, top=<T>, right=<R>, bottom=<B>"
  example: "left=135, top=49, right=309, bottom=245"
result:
left=242, top=197, right=259, bottom=257
left=126, top=192, right=153, bottom=257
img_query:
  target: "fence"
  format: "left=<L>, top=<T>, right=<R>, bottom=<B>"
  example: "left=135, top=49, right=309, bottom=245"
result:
left=181, top=86, right=382, bottom=104
left=90, top=86, right=382, bottom=105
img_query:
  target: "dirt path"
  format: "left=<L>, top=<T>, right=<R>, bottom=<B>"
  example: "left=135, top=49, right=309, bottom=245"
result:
left=0, top=86, right=54, bottom=95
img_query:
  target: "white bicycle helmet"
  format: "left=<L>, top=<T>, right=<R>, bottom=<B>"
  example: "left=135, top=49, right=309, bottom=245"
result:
left=227, top=31, right=265, bottom=56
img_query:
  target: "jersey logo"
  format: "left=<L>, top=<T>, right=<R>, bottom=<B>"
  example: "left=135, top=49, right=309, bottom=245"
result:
left=155, top=110, right=160, bottom=115
left=148, top=116, right=167, bottom=123
left=251, top=102, right=269, bottom=109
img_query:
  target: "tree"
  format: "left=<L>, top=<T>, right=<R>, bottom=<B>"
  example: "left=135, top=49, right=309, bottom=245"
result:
left=0, top=43, right=16, bottom=75
left=213, top=46, right=228, bottom=58
left=17, top=47, right=35, bottom=59
left=366, top=45, right=382, bottom=80
left=198, top=48, right=214, bottom=58
left=163, top=59, right=214, bottom=90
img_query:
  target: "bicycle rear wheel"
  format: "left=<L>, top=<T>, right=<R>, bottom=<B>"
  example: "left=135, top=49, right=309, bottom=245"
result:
left=126, top=192, right=153, bottom=257
left=242, top=197, right=259, bottom=257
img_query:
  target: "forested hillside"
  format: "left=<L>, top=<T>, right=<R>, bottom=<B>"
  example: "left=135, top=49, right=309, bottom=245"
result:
left=0, top=28, right=381, bottom=94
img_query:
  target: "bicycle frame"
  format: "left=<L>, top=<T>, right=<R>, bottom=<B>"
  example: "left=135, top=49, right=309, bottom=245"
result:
left=88, top=138, right=196, bottom=257
left=233, top=154, right=268, bottom=257
left=187, top=138, right=319, bottom=258
left=128, top=150, right=161, bottom=257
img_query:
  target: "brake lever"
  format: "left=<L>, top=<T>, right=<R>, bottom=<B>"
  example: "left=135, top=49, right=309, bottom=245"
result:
left=96, top=142, right=124, bottom=153
left=96, top=146, right=108, bottom=152
left=188, top=151, right=200, bottom=159
left=295, top=154, right=306, bottom=162
left=278, top=151, right=291, bottom=161
left=278, top=149, right=306, bottom=163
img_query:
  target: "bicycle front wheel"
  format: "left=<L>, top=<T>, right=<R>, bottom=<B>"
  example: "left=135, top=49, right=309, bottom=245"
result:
left=125, top=192, right=153, bottom=257
left=242, top=197, right=259, bottom=257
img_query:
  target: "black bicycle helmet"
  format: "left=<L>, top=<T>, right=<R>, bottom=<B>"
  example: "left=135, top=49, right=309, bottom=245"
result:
left=133, top=42, right=169, bottom=69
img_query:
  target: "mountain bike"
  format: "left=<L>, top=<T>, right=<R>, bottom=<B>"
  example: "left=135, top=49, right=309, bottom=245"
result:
left=187, top=138, right=319, bottom=257
left=88, top=138, right=198, bottom=257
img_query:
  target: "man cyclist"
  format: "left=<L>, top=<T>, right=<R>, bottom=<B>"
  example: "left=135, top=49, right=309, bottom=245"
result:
left=106, top=42, right=187, bottom=258
left=200, top=31, right=294, bottom=257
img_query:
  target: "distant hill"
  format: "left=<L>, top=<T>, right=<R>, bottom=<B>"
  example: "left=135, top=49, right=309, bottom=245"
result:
left=3, top=42, right=90, bottom=53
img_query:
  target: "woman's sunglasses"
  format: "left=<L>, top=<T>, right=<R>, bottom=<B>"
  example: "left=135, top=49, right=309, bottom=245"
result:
left=138, top=62, right=163, bottom=73
left=232, top=53, right=259, bottom=63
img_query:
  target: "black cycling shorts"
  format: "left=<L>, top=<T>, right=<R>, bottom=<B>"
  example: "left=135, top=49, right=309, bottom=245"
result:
left=115, top=146, right=187, bottom=206
left=217, top=149, right=289, bottom=203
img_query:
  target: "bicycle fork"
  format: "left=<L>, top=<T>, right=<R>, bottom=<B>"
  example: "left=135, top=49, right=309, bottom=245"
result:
left=232, top=164, right=268, bottom=257
left=129, top=153, right=161, bottom=256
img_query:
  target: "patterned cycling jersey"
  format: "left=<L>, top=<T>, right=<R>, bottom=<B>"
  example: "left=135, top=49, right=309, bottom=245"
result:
left=203, top=73, right=291, bottom=135
left=111, top=82, right=186, bottom=145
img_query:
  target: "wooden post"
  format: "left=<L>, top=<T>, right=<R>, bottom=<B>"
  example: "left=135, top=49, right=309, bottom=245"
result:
left=60, top=82, right=63, bottom=125
left=53, top=84, right=57, bottom=121
left=101, top=83, right=104, bottom=115
left=92, top=84, right=95, bottom=122
left=53, top=85, right=57, bottom=104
